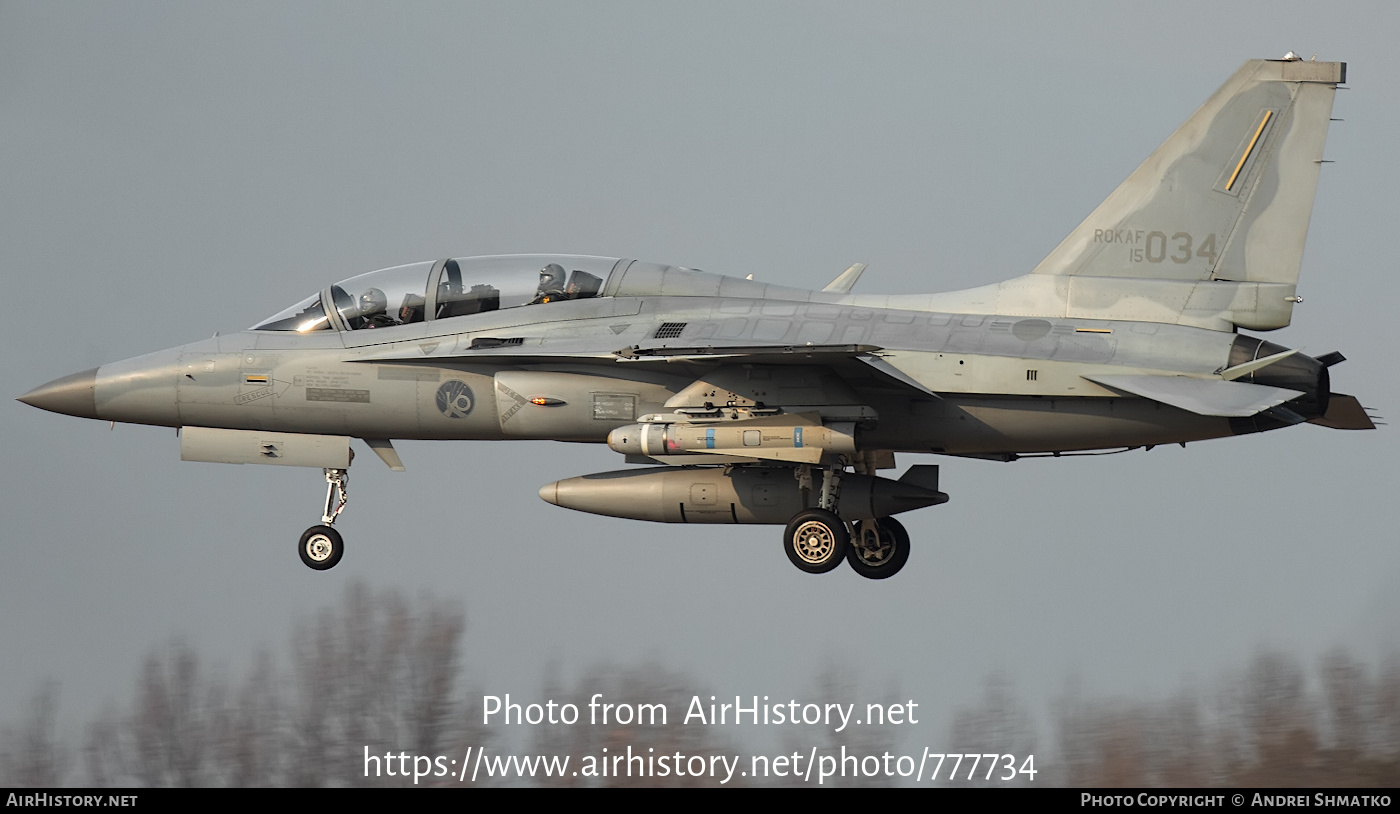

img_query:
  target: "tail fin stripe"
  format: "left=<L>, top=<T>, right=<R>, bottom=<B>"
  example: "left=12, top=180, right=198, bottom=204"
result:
left=1226, top=109, right=1274, bottom=191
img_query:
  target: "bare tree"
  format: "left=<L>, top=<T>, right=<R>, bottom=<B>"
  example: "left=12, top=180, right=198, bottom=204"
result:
left=76, top=582, right=482, bottom=787
left=285, top=582, right=477, bottom=786
left=0, top=680, right=67, bottom=787
left=773, top=663, right=909, bottom=788
left=1315, top=648, right=1400, bottom=786
left=529, top=660, right=741, bottom=787
left=1054, top=650, right=1400, bottom=788
left=1055, top=679, right=1149, bottom=788
left=1221, top=650, right=1323, bottom=786
left=1057, top=688, right=1212, bottom=787
left=214, top=649, right=285, bottom=786
left=947, top=671, right=1038, bottom=787
left=81, top=641, right=230, bottom=787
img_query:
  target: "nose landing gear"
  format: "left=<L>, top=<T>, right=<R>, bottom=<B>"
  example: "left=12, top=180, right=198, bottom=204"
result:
left=299, top=467, right=348, bottom=570
left=299, top=524, right=343, bottom=570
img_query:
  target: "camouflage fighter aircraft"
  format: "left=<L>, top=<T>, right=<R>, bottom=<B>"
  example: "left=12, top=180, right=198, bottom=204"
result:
left=18, top=55, right=1374, bottom=578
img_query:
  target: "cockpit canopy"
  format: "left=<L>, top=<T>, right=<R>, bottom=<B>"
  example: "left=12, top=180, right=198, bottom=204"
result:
left=252, top=255, right=621, bottom=332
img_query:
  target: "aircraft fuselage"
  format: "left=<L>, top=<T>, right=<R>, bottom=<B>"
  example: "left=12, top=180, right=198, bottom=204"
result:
left=49, top=293, right=1296, bottom=457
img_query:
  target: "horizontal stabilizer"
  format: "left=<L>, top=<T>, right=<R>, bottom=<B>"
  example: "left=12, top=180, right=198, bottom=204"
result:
left=1084, top=374, right=1301, bottom=417
left=823, top=263, right=868, bottom=294
left=1308, top=393, right=1376, bottom=430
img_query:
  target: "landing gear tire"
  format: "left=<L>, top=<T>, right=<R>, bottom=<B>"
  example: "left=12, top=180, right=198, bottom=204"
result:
left=784, top=508, right=849, bottom=574
left=299, top=525, right=344, bottom=571
left=847, top=517, right=910, bottom=580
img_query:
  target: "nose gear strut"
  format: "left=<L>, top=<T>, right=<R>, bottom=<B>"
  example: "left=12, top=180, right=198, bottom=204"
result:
left=322, top=467, right=348, bottom=525
left=299, top=466, right=350, bottom=571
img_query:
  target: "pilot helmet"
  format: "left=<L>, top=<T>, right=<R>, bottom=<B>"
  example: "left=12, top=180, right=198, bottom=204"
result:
left=539, top=263, right=566, bottom=290
left=358, top=287, right=388, bottom=315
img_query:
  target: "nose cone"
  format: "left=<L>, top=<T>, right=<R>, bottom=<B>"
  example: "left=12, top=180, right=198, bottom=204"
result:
left=17, top=368, right=100, bottom=419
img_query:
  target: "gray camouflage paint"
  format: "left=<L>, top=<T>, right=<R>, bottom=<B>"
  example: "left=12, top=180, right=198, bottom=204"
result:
left=18, top=58, right=1362, bottom=523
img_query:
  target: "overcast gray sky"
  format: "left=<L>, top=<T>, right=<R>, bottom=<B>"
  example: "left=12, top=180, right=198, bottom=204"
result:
left=3, top=0, right=1397, bottom=768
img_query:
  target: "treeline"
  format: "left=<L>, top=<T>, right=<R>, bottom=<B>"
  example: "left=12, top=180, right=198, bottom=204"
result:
left=1051, top=649, right=1400, bottom=786
left=2, top=585, right=485, bottom=787
left=2, top=584, right=1397, bottom=787
left=947, top=653, right=1400, bottom=787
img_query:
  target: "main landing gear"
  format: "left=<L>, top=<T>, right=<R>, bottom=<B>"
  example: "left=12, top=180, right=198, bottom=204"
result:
left=784, top=508, right=849, bottom=573
left=299, top=467, right=347, bottom=571
left=781, top=466, right=912, bottom=580
left=847, top=517, right=910, bottom=580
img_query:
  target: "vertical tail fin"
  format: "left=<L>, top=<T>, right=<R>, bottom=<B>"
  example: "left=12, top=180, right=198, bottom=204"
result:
left=1029, top=57, right=1344, bottom=329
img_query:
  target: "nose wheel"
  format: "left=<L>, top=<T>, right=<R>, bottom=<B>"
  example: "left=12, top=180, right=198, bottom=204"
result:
left=299, top=525, right=344, bottom=570
left=299, top=467, right=348, bottom=570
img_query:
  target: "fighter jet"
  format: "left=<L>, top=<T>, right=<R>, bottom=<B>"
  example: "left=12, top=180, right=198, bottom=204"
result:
left=18, top=56, right=1374, bottom=578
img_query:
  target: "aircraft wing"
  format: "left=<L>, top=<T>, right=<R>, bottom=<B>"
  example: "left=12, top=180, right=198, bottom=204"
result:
left=1083, top=374, right=1302, bottom=417
left=358, top=338, right=959, bottom=415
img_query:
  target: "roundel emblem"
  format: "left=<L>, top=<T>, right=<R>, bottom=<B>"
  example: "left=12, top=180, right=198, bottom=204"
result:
left=435, top=380, right=474, bottom=419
